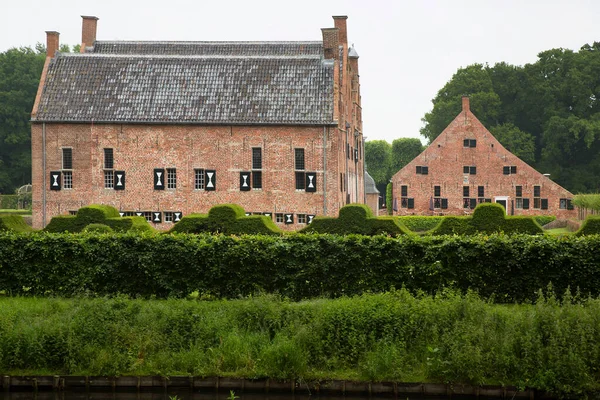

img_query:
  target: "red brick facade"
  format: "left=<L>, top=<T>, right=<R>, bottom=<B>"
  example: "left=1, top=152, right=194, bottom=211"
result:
left=391, top=97, right=577, bottom=219
left=31, top=16, right=365, bottom=230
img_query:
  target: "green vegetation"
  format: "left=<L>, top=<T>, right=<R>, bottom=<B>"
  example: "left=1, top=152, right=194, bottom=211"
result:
left=0, top=290, right=599, bottom=396
left=44, top=204, right=154, bottom=233
left=385, top=182, right=393, bottom=215
left=0, top=209, right=31, bottom=215
left=398, top=216, right=443, bottom=232
left=576, top=216, right=600, bottom=236
left=82, top=224, right=114, bottom=233
left=431, top=203, right=543, bottom=235
left=2, top=231, right=600, bottom=302
left=534, top=215, right=556, bottom=226
left=169, top=204, right=281, bottom=235
left=300, top=204, right=410, bottom=236
left=0, top=214, right=32, bottom=232
left=365, top=139, right=424, bottom=196
left=573, top=194, right=600, bottom=211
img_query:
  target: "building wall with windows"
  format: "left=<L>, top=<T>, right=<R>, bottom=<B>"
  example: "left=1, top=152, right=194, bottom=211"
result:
left=390, top=97, right=577, bottom=219
left=31, top=16, right=365, bottom=230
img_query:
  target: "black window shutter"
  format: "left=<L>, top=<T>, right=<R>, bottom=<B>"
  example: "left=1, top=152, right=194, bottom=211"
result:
left=307, top=214, right=315, bottom=224
left=523, top=198, right=530, bottom=209
left=305, top=172, right=317, bottom=192
left=205, top=170, right=216, bottom=191
left=152, top=212, right=162, bottom=223
left=416, top=166, right=422, bottom=174
left=463, top=139, right=469, bottom=147
left=174, top=212, right=182, bottom=222
left=470, top=139, right=477, bottom=148
left=470, top=166, right=476, bottom=175
left=240, top=172, right=251, bottom=191
left=463, top=186, right=469, bottom=197
left=50, top=171, right=61, bottom=190
left=407, top=198, right=415, bottom=209
left=470, top=198, right=477, bottom=209
left=511, top=166, right=517, bottom=174
left=567, top=200, right=574, bottom=210
left=541, top=199, right=548, bottom=210
left=284, top=214, right=294, bottom=224
left=463, top=166, right=469, bottom=174
left=114, top=171, right=125, bottom=190
left=422, top=166, right=428, bottom=175
left=441, top=198, right=448, bottom=209
left=154, top=168, right=165, bottom=190
left=503, top=166, right=510, bottom=175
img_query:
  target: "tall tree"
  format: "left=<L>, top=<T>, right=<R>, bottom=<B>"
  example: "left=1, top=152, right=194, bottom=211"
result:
left=364, top=140, right=392, bottom=195
left=0, top=47, right=45, bottom=194
left=390, top=138, right=423, bottom=172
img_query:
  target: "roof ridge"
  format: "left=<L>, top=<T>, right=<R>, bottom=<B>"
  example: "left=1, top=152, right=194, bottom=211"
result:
left=57, top=53, right=323, bottom=59
left=95, top=40, right=323, bottom=45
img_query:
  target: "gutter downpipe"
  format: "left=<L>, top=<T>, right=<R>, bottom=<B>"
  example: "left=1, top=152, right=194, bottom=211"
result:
left=323, top=126, right=327, bottom=216
left=42, top=122, right=47, bottom=227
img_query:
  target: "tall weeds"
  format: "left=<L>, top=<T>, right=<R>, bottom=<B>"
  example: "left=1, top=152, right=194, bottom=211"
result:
left=0, top=290, right=599, bottom=396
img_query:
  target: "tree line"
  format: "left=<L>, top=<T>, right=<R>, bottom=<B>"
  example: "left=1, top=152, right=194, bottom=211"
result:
left=368, top=41, right=600, bottom=194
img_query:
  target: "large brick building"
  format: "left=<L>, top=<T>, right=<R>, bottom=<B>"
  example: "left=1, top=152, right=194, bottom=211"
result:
left=391, top=97, right=577, bottom=218
left=31, top=16, right=365, bottom=229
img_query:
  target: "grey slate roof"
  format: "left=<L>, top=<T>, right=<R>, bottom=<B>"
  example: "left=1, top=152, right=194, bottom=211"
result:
left=93, top=41, right=324, bottom=57
left=34, top=42, right=335, bottom=125
left=364, top=170, right=379, bottom=194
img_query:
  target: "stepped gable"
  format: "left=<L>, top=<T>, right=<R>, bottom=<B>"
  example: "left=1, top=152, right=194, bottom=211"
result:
left=33, top=41, right=334, bottom=125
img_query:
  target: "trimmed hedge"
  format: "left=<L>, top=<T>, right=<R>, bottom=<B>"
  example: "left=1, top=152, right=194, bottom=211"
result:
left=82, top=224, right=114, bottom=233
left=398, top=216, right=443, bottom=232
left=0, top=215, right=32, bottom=233
left=2, top=232, right=600, bottom=302
left=432, top=203, right=543, bottom=235
left=576, top=216, right=600, bottom=236
left=0, top=195, right=18, bottom=209
left=300, top=204, right=410, bottom=236
left=169, top=204, right=281, bottom=235
left=45, top=205, right=154, bottom=233
left=534, top=215, right=556, bottom=226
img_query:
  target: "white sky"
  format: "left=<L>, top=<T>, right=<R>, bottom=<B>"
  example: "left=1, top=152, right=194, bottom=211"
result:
left=2, top=0, right=599, bottom=144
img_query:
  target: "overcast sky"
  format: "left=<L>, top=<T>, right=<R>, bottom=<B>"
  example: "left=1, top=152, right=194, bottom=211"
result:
left=2, top=0, right=599, bottom=144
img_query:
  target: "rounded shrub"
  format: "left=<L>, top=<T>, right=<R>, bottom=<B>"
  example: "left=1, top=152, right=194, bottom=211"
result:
left=471, top=203, right=506, bottom=233
left=82, top=223, right=113, bottom=233
left=576, top=216, right=600, bottom=236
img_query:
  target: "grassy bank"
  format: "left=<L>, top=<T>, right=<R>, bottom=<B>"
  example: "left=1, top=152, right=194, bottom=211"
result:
left=1, top=291, right=599, bottom=397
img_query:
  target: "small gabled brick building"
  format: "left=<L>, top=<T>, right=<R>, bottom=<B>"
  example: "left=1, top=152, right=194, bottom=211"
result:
left=31, top=16, right=365, bottom=230
left=391, top=97, right=576, bottom=218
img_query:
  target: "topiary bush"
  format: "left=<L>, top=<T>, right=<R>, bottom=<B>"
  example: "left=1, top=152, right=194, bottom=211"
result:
left=576, top=216, right=600, bottom=236
left=471, top=203, right=506, bottom=233
left=169, top=205, right=281, bottom=235
left=534, top=215, right=557, bottom=227
left=503, top=217, right=543, bottom=234
left=82, top=224, right=114, bottom=233
left=0, top=214, right=33, bottom=233
left=300, top=204, right=410, bottom=236
left=45, top=205, right=153, bottom=233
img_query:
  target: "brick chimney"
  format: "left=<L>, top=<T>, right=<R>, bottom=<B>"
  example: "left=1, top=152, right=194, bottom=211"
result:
left=332, top=16, right=348, bottom=46
left=321, top=28, right=339, bottom=59
left=81, top=15, right=99, bottom=52
left=46, top=31, right=60, bottom=58
left=462, top=96, right=470, bottom=112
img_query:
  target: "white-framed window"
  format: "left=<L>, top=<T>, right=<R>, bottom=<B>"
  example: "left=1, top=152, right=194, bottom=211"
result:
left=104, top=148, right=114, bottom=189
left=275, top=213, right=284, bottom=223
left=63, top=171, right=73, bottom=189
left=297, top=214, right=307, bottom=224
left=167, top=168, right=177, bottom=189
left=104, top=171, right=114, bottom=189
left=194, top=169, right=205, bottom=190
left=164, top=212, right=174, bottom=223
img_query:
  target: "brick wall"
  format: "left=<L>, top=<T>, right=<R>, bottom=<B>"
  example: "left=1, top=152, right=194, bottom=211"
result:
left=391, top=98, right=577, bottom=219
left=32, top=123, right=352, bottom=230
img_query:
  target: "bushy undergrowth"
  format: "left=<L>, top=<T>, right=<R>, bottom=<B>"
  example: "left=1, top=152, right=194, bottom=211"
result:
left=397, top=216, right=443, bottom=232
left=0, top=291, right=599, bottom=397
left=2, top=232, right=600, bottom=302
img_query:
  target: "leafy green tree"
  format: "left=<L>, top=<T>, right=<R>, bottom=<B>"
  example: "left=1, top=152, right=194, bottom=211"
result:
left=0, top=47, right=45, bottom=193
left=365, top=140, right=392, bottom=195
left=390, top=138, right=423, bottom=172
left=490, top=123, right=536, bottom=164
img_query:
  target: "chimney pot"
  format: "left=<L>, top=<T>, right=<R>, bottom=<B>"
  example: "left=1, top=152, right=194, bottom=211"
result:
left=462, top=96, right=470, bottom=112
left=45, top=31, right=60, bottom=58
left=81, top=15, right=99, bottom=52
